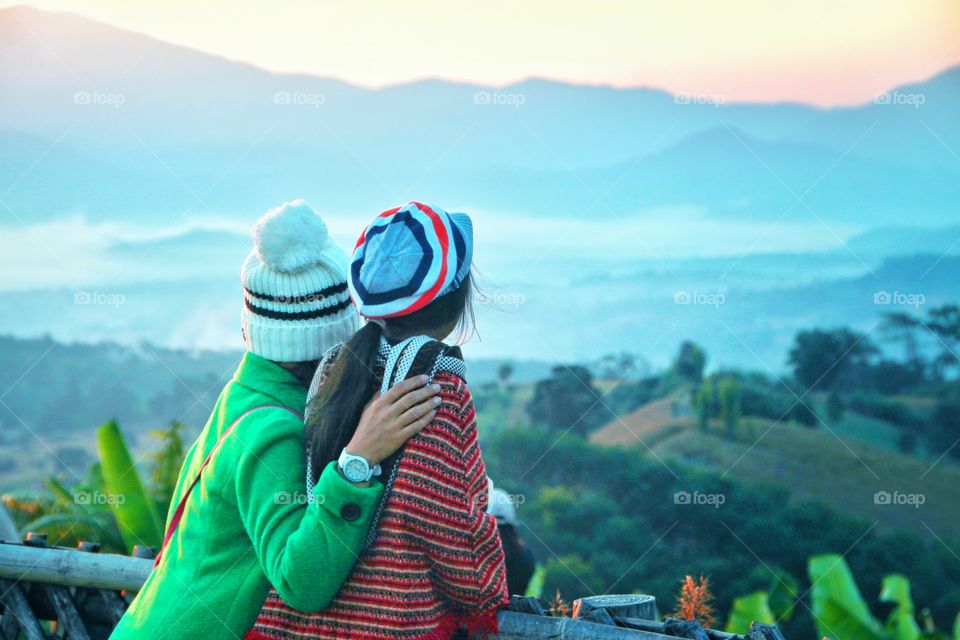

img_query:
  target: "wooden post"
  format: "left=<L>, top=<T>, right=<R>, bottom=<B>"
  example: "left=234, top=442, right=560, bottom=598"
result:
left=46, top=585, right=92, bottom=640
left=75, top=541, right=127, bottom=628
left=494, top=611, right=674, bottom=639
left=0, top=579, right=47, bottom=640
left=573, top=594, right=657, bottom=621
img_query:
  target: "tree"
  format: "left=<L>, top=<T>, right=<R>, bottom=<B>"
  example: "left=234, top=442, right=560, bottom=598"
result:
left=148, top=421, right=186, bottom=508
left=497, top=363, right=514, bottom=386
left=674, top=341, right=707, bottom=384
left=927, top=304, right=960, bottom=379
left=928, top=399, right=960, bottom=461
left=871, top=359, right=924, bottom=395
left=694, top=379, right=715, bottom=431
left=879, top=311, right=921, bottom=365
left=527, top=366, right=605, bottom=435
left=718, top=377, right=742, bottom=439
left=788, top=401, right=818, bottom=428
left=788, top=328, right=877, bottom=392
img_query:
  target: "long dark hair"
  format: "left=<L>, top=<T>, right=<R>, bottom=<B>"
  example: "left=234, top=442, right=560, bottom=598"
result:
left=305, top=274, right=474, bottom=480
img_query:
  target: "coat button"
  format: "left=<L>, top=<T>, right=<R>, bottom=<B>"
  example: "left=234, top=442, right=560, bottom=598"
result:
left=340, top=503, right=361, bottom=522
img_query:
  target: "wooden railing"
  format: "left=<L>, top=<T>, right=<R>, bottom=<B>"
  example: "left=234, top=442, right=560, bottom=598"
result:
left=0, top=538, right=784, bottom=640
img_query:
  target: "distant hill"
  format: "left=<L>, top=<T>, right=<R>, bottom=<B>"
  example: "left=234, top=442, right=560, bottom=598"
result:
left=591, top=396, right=960, bottom=539
left=1, top=5, right=958, bottom=225
left=0, top=334, right=554, bottom=492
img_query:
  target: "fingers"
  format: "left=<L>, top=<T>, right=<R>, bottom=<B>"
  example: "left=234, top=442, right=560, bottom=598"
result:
left=401, top=408, right=437, bottom=437
left=397, top=396, right=441, bottom=429
left=384, top=381, right=440, bottom=418
left=381, top=375, right=430, bottom=404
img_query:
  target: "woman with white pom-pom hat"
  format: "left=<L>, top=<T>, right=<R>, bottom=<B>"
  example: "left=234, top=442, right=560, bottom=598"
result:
left=112, top=200, right=441, bottom=640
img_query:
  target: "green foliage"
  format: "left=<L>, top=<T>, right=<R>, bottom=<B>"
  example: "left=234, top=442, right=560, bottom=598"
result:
left=96, top=420, right=163, bottom=552
left=927, top=305, right=960, bottom=379
left=717, top=377, right=742, bottom=438
left=11, top=463, right=126, bottom=550
left=880, top=574, right=921, bottom=640
left=148, top=422, right=186, bottom=508
left=725, top=591, right=775, bottom=634
left=787, top=401, right=818, bottom=427
left=695, top=379, right=714, bottom=431
left=805, top=555, right=956, bottom=640
left=809, top=554, right=887, bottom=640
left=674, top=341, right=707, bottom=384
left=484, top=427, right=960, bottom=640
left=929, top=400, right=960, bottom=461
left=526, top=366, right=605, bottom=435
left=541, top=554, right=605, bottom=600
left=0, top=336, right=234, bottom=448
left=827, top=392, right=846, bottom=423
left=847, top=395, right=924, bottom=429
left=764, top=567, right=800, bottom=622
left=497, top=363, right=514, bottom=385
left=788, top=328, right=877, bottom=392
left=6, top=423, right=184, bottom=553
left=600, top=377, right=667, bottom=419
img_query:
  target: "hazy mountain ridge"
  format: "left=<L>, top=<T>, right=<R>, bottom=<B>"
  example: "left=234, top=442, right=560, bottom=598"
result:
left=1, top=5, right=958, bottom=224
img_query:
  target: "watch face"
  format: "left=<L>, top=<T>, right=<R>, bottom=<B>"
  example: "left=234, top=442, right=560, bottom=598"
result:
left=344, top=458, right=367, bottom=481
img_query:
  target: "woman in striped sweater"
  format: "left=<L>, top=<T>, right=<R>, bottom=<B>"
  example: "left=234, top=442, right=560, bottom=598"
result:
left=246, top=202, right=508, bottom=640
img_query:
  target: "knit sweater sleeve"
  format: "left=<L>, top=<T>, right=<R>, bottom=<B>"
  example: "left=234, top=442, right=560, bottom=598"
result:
left=233, top=410, right=383, bottom=612
left=406, top=377, right=508, bottom=624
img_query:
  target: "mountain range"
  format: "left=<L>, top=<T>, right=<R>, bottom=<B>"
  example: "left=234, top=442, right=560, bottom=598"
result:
left=1, top=4, right=959, bottom=226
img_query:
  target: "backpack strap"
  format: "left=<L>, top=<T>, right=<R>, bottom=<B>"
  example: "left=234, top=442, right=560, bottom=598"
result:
left=153, top=404, right=303, bottom=568
left=378, top=336, right=433, bottom=396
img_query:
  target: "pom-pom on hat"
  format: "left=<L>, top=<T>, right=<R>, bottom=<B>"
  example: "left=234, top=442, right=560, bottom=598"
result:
left=348, top=202, right=473, bottom=319
left=241, top=199, right=358, bottom=362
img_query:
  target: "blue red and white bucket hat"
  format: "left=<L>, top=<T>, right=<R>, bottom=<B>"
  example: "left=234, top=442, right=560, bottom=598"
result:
left=348, top=202, right=473, bottom=319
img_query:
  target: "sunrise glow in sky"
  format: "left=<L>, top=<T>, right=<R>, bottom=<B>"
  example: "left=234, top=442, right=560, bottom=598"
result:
left=6, top=0, right=960, bottom=105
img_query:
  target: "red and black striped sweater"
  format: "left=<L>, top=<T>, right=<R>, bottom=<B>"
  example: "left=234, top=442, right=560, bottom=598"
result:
left=246, top=370, right=508, bottom=640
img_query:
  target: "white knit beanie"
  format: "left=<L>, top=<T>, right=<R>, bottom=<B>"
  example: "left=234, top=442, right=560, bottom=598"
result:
left=241, top=199, right=358, bottom=362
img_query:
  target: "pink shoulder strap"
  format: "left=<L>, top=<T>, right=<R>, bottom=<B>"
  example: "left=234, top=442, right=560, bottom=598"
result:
left=153, top=404, right=304, bottom=568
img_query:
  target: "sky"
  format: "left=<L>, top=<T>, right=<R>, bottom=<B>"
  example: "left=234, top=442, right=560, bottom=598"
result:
left=6, top=0, right=960, bottom=105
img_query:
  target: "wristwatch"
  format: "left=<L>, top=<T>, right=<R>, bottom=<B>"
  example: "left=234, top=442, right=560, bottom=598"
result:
left=337, top=448, right=382, bottom=483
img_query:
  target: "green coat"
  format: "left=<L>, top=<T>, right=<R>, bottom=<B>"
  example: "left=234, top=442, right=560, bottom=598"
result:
left=112, top=352, right=383, bottom=640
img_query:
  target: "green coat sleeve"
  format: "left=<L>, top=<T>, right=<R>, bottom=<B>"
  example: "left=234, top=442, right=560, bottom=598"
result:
left=234, top=412, right=383, bottom=612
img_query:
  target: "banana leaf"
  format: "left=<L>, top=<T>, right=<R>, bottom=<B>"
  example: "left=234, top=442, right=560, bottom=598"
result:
left=46, top=476, right=76, bottom=506
left=880, top=574, right=920, bottom=640
left=809, top=554, right=888, bottom=640
left=766, top=568, right=800, bottom=622
left=726, top=591, right=775, bottom=634
left=96, top=420, right=163, bottom=552
left=21, top=512, right=125, bottom=550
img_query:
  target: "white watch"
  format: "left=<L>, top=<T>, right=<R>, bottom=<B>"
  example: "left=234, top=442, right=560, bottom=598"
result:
left=337, top=448, right=382, bottom=483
